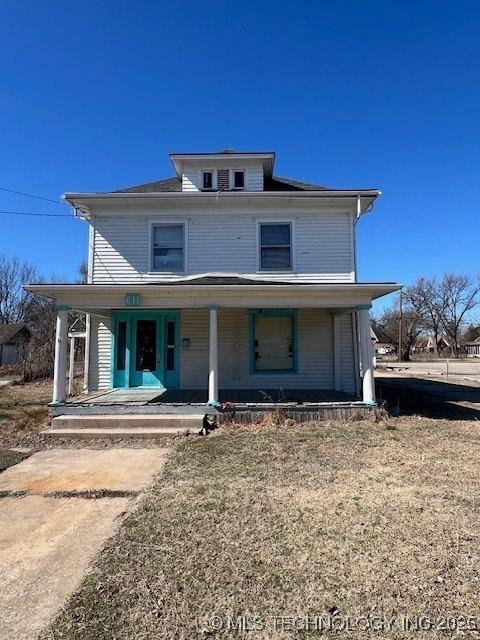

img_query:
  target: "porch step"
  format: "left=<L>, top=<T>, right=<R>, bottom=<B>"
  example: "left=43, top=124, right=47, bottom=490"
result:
left=51, top=414, right=204, bottom=431
left=41, top=427, right=195, bottom=440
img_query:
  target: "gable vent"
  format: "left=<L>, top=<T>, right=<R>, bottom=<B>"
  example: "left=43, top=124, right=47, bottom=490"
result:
left=217, top=169, right=230, bottom=190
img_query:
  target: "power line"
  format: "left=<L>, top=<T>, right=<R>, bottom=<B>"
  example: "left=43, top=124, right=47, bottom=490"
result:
left=0, top=210, right=73, bottom=218
left=0, top=185, right=66, bottom=206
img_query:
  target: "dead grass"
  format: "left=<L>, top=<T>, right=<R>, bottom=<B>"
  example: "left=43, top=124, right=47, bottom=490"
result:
left=0, top=380, right=51, bottom=448
left=43, top=417, right=480, bottom=639
left=0, top=448, right=29, bottom=472
left=0, top=380, right=178, bottom=449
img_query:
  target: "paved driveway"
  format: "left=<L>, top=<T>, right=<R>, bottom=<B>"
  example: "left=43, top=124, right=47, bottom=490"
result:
left=0, top=448, right=168, bottom=640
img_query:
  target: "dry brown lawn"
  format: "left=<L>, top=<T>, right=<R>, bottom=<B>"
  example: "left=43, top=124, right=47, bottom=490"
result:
left=43, top=417, right=480, bottom=639
left=0, top=380, right=51, bottom=448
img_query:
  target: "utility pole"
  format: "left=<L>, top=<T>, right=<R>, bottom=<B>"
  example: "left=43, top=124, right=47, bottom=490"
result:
left=398, top=289, right=403, bottom=362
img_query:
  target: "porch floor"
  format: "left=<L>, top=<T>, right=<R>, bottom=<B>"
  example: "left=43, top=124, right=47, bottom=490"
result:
left=69, top=388, right=359, bottom=407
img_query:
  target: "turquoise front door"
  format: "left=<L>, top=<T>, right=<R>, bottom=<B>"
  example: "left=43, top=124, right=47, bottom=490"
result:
left=112, top=311, right=179, bottom=389
left=130, top=313, right=163, bottom=387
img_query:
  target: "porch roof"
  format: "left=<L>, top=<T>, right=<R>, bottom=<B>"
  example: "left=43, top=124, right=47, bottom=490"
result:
left=25, top=280, right=400, bottom=314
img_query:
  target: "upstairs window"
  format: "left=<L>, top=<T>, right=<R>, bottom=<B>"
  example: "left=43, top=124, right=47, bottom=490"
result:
left=202, top=171, right=213, bottom=190
left=152, top=224, right=185, bottom=271
left=200, top=169, right=246, bottom=191
left=233, top=170, right=245, bottom=189
left=259, top=223, right=292, bottom=270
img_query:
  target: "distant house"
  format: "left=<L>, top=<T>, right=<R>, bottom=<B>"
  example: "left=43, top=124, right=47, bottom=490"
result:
left=466, top=337, right=480, bottom=358
left=0, top=324, right=31, bottom=366
left=412, top=336, right=451, bottom=354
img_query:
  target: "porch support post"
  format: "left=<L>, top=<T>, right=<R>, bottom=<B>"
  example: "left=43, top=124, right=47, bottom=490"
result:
left=52, top=306, right=69, bottom=405
left=208, top=305, right=219, bottom=406
left=357, top=305, right=375, bottom=405
left=68, top=335, right=75, bottom=397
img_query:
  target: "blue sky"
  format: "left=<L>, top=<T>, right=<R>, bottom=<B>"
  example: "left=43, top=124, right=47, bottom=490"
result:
left=1, top=1, right=479, bottom=313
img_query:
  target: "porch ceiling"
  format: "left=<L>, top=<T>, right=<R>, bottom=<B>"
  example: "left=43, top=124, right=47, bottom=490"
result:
left=25, top=282, right=400, bottom=312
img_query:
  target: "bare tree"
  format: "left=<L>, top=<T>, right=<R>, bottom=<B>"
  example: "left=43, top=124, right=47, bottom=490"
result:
left=77, top=260, right=88, bottom=284
left=372, top=291, right=425, bottom=361
left=0, top=256, right=39, bottom=324
left=464, top=324, right=480, bottom=343
left=405, top=277, right=445, bottom=356
left=437, top=274, right=480, bottom=357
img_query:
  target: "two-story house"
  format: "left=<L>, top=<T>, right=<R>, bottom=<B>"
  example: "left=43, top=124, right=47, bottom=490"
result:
left=27, top=150, right=399, bottom=425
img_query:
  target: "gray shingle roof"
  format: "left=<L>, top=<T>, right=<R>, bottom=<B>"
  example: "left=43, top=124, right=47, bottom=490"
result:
left=115, top=177, right=181, bottom=193
left=114, top=175, right=329, bottom=193
left=265, top=176, right=329, bottom=191
left=0, top=324, right=30, bottom=345
left=146, top=276, right=289, bottom=286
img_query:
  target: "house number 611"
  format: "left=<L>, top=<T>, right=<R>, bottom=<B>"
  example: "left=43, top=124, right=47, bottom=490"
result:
left=125, top=294, right=140, bottom=306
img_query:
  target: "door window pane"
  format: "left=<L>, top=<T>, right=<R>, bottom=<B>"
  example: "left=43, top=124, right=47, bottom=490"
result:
left=152, top=224, right=184, bottom=271
left=136, top=320, right=156, bottom=371
left=116, top=321, right=127, bottom=371
left=166, top=321, right=175, bottom=371
left=259, top=223, right=291, bottom=270
left=254, top=315, right=294, bottom=371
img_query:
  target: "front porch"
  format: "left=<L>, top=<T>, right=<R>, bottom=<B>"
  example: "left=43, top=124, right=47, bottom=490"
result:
left=48, top=387, right=372, bottom=427
left=25, top=279, right=399, bottom=432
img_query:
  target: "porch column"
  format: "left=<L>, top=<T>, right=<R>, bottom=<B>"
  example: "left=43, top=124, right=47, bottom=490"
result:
left=208, top=305, right=219, bottom=406
left=357, top=305, right=375, bottom=405
left=52, top=306, right=69, bottom=405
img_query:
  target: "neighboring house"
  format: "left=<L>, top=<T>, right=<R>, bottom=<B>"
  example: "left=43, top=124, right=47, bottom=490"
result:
left=412, top=336, right=451, bottom=354
left=0, top=324, right=31, bottom=366
left=26, top=150, right=399, bottom=409
left=466, top=337, right=480, bottom=358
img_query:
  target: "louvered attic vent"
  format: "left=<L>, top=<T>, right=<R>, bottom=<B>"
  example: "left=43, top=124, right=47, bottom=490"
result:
left=217, top=169, right=230, bottom=190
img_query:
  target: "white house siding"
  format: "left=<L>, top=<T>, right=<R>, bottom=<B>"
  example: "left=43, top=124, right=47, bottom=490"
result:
left=337, top=313, right=357, bottom=394
left=91, top=208, right=354, bottom=284
left=88, top=316, right=112, bottom=391
left=182, top=169, right=200, bottom=192
left=180, top=308, right=356, bottom=392
left=181, top=163, right=264, bottom=192
left=87, top=309, right=355, bottom=393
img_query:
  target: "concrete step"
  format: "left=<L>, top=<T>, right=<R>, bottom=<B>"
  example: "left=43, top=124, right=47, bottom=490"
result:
left=41, top=427, right=196, bottom=440
left=51, top=414, right=205, bottom=431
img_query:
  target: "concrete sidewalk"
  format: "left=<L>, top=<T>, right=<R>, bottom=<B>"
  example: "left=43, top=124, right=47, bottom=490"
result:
left=0, top=448, right=168, bottom=640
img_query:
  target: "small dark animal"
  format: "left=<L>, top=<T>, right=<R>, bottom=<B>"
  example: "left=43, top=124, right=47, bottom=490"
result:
left=200, top=414, right=217, bottom=436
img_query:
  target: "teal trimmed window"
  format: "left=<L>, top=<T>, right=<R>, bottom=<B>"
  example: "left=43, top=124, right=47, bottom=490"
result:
left=249, top=309, right=298, bottom=374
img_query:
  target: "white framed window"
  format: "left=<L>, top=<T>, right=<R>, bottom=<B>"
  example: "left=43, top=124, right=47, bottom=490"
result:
left=202, top=171, right=213, bottom=190
left=199, top=169, right=246, bottom=191
left=151, top=223, right=185, bottom=272
left=258, top=222, right=293, bottom=271
left=233, top=170, right=245, bottom=189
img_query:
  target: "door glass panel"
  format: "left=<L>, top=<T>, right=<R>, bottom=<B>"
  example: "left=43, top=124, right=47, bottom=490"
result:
left=166, top=321, right=175, bottom=371
left=116, top=321, right=127, bottom=371
left=136, top=320, right=156, bottom=371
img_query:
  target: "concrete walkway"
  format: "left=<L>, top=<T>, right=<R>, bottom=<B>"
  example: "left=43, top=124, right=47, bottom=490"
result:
left=0, top=448, right=168, bottom=640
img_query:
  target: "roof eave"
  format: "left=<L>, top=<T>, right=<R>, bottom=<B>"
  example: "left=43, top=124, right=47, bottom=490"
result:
left=63, top=189, right=381, bottom=219
left=169, top=152, right=276, bottom=179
